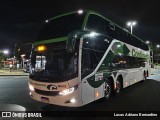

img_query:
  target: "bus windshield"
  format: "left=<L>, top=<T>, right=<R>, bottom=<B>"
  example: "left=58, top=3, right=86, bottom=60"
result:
left=37, top=12, right=86, bottom=41
left=30, top=42, right=78, bottom=82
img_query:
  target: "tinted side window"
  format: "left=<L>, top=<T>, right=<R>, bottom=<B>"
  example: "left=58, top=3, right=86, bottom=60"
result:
left=87, top=14, right=106, bottom=35
left=81, top=49, right=104, bottom=78
left=105, top=21, right=119, bottom=39
left=117, top=28, right=129, bottom=44
left=142, top=42, right=149, bottom=50
left=83, top=35, right=112, bottom=52
left=111, top=55, right=128, bottom=69
left=130, top=36, right=136, bottom=47
left=118, top=29, right=148, bottom=51
left=104, top=55, right=146, bottom=70
left=127, top=56, right=138, bottom=68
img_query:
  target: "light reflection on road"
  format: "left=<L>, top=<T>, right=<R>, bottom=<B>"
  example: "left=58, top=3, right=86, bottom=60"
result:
left=148, top=69, right=160, bottom=82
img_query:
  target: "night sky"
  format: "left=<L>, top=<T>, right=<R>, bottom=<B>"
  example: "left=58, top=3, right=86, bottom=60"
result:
left=0, top=0, right=160, bottom=55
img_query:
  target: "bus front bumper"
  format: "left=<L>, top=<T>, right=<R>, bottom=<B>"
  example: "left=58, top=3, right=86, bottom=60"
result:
left=29, top=88, right=83, bottom=107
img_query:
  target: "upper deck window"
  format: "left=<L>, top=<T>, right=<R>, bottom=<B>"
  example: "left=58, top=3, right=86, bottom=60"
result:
left=86, top=14, right=106, bottom=35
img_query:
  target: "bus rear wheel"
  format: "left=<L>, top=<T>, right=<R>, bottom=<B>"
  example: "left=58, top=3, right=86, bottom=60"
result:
left=104, top=80, right=112, bottom=99
left=115, top=77, right=122, bottom=94
left=147, top=70, right=149, bottom=77
left=143, top=71, right=147, bottom=80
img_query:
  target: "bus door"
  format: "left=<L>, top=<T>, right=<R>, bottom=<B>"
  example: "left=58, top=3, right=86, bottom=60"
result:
left=81, top=77, right=95, bottom=105
left=81, top=48, right=95, bottom=105
left=81, top=73, right=104, bottom=105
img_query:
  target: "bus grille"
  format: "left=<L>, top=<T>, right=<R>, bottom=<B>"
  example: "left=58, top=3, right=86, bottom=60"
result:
left=34, top=89, right=59, bottom=96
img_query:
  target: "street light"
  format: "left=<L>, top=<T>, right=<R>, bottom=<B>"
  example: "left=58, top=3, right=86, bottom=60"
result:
left=156, top=44, right=160, bottom=53
left=3, top=49, right=9, bottom=55
left=146, top=40, right=154, bottom=68
left=0, top=49, right=9, bottom=55
left=127, top=21, right=137, bottom=34
left=156, top=45, right=160, bottom=64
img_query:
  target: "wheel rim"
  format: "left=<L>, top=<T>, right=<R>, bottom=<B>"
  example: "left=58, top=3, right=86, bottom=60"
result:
left=104, top=82, right=111, bottom=98
left=116, top=80, right=121, bottom=93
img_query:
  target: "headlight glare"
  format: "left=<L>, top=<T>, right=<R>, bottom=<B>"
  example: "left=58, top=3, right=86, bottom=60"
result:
left=59, top=87, right=75, bottom=95
left=29, top=84, right=34, bottom=91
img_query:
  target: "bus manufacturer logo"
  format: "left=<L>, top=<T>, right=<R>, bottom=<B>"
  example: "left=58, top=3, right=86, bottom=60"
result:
left=58, top=85, right=66, bottom=88
left=47, top=85, right=57, bottom=90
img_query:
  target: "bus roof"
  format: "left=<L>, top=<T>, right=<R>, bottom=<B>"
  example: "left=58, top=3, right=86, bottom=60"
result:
left=45, top=10, right=147, bottom=46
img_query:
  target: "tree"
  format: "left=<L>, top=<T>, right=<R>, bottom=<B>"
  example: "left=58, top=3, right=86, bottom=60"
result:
left=0, top=52, right=8, bottom=61
left=0, top=52, right=8, bottom=68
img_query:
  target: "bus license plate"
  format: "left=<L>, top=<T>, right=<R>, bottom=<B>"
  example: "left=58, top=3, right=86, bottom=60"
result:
left=41, top=97, right=49, bottom=103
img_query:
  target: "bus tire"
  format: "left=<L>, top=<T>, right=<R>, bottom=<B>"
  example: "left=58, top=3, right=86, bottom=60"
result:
left=115, top=76, right=122, bottom=94
left=147, top=70, right=149, bottom=77
left=104, top=80, right=112, bottom=99
left=143, top=71, right=147, bottom=81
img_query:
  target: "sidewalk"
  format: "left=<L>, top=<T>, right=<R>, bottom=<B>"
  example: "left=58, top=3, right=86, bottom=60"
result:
left=0, top=68, right=29, bottom=76
left=151, top=68, right=160, bottom=75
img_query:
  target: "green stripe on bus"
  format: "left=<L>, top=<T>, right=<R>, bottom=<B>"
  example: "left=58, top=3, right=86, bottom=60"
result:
left=49, top=11, right=76, bottom=21
left=34, top=37, right=68, bottom=45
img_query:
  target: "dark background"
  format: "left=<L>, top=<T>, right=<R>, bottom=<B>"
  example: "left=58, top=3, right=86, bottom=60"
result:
left=0, top=0, right=160, bottom=55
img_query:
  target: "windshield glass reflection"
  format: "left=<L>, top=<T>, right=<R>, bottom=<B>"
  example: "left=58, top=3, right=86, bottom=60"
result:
left=30, top=42, right=78, bottom=82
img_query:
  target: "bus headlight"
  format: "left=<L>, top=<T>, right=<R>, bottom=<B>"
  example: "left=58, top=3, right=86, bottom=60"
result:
left=29, top=84, right=35, bottom=91
left=59, top=87, right=75, bottom=95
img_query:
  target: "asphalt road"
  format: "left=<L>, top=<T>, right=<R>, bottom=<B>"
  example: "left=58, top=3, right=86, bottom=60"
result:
left=0, top=74, right=160, bottom=120
left=0, top=76, right=46, bottom=111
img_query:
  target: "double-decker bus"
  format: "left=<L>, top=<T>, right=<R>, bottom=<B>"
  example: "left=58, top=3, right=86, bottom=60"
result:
left=28, top=10, right=150, bottom=107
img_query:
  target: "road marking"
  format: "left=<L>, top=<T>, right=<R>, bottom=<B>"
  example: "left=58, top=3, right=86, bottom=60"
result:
left=14, top=76, right=29, bottom=79
left=0, top=76, right=28, bottom=79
